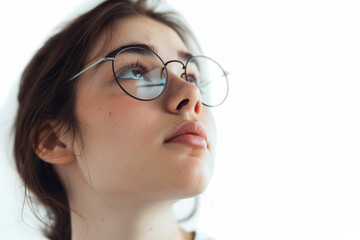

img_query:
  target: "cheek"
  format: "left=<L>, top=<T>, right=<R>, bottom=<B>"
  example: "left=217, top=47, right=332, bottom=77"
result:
left=201, top=108, right=217, bottom=150
left=74, top=93, right=154, bottom=188
left=197, top=108, right=217, bottom=178
left=77, top=94, right=151, bottom=155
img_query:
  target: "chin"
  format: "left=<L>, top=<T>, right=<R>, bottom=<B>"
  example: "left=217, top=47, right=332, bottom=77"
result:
left=172, top=165, right=212, bottom=198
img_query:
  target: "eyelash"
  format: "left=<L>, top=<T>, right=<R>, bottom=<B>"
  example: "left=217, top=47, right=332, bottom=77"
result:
left=113, top=60, right=198, bottom=85
left=114, top=59, right=147, bottom=79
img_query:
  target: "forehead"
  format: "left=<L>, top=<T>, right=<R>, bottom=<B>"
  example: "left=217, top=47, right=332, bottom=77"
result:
left=90, top=15, right=189, bottom=61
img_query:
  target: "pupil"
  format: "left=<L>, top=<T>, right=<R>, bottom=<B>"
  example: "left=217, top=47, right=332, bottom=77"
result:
left=133, top=70, right=142, bottom=78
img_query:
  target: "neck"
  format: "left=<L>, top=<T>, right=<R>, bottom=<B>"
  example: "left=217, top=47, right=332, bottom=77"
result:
left=55, top=161, right=196, bottom=240
left=68, top=186, right=194, bottom=240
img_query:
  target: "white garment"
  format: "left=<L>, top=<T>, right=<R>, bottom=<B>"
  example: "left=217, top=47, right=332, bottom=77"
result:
left=194, top=229, right=217, bottom=240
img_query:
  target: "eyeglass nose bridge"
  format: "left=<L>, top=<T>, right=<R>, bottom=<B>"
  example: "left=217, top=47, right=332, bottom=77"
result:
left=163, top=59, right=188, bottom=81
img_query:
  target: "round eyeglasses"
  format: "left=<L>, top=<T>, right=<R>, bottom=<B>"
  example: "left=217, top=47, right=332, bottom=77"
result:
left=69, top=45, right=229, bottom=107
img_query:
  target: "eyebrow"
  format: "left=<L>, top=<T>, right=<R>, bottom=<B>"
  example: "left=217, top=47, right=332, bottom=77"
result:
left=178, top=50, right=193, bottom=62
left=105, top=43, right=194, bottom=62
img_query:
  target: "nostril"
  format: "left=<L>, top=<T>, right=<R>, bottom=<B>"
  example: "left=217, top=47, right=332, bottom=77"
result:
left=194, top=100, right=201, bottom=114
left=176, top=99, right=189, bottom=110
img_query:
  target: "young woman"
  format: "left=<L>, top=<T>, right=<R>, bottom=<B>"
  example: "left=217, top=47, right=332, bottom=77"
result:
left=13, top=0, right=228, bottom=239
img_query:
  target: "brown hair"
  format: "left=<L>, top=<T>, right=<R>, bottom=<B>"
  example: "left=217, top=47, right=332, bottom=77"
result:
left=13, top=1, right=201, bottom=239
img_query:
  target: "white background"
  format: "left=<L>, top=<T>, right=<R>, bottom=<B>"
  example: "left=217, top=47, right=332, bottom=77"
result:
left=1, top=0, right=359, bottom=239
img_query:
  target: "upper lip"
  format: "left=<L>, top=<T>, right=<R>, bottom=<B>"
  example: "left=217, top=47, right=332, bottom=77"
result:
left=164, top=120, right=208, bottom=144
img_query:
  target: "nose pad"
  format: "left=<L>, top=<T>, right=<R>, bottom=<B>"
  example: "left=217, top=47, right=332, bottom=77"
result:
left=163, top=61, right=203, bottom=115
left=164, top=60, right=187, bottom=81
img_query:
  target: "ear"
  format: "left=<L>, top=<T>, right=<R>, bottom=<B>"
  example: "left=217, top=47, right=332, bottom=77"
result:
left=33, top=120, right=76, bottom=164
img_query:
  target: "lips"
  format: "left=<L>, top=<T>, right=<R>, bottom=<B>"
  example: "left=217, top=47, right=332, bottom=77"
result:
left=164, top=121, right=208, bottom=148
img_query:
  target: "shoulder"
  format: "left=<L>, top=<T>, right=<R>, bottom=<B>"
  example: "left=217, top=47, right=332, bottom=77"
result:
left=193, top=228, right=218, bottom=240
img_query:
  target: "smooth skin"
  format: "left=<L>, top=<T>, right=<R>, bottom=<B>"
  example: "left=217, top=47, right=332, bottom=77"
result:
left=36, top=15, right=217, bottom=240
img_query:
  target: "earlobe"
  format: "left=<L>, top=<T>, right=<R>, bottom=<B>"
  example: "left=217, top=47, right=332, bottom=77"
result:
left=34, top=121, right=76, bottom=164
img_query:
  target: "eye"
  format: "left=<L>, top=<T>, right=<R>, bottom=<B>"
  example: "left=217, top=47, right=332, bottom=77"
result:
left=119, top=69, right=145, bottom=80
left=186, top=73, right=198, bottom=86
left=181, top=72, right=197, bottom=85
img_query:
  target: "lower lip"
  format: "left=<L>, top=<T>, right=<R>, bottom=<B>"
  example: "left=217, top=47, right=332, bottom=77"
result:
left=165, top=134, right=207, bottom=149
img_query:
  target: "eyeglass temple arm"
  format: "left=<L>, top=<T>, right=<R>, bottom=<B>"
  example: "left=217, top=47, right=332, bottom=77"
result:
left=68, top=57, right=113, bottom=82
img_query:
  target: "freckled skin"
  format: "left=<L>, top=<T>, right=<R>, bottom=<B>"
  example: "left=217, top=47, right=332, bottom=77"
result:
left=57, top=15, right=217, bottom=240
left=72, top=16, right=217, bottom=197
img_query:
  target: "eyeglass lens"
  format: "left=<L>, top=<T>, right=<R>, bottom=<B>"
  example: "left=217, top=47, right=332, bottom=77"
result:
left=112, top=47, right=228, bottom=106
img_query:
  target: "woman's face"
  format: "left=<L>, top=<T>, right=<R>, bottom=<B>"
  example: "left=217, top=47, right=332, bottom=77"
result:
left=72, top=15, right=217, bottom=201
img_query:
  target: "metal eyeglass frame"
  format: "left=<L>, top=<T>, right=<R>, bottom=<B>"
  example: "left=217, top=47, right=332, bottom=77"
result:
left=68, top=45, right=229, bottom=107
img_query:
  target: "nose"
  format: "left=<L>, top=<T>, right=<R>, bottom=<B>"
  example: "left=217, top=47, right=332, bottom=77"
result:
left=162, top=61, right=202, bottom=116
